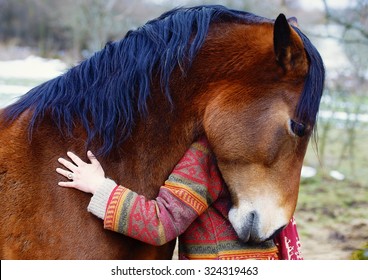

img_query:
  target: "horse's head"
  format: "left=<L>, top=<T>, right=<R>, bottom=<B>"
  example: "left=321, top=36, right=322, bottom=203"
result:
left=201, top=14, right=324, bottom=243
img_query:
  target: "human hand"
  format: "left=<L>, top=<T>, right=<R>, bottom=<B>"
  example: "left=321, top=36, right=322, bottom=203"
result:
left=56, top=151, right=106, bottom=194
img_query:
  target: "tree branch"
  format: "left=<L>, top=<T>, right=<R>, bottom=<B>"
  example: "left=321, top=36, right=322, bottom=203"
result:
left=321, top=0, right=368, bottom=40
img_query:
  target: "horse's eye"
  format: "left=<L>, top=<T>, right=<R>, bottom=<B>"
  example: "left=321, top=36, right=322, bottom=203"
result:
left=290, top=120, right=306, bottom=137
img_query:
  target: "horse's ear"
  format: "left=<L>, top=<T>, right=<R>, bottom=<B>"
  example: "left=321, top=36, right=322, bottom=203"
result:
left=273, top=13, right=304, bottom=71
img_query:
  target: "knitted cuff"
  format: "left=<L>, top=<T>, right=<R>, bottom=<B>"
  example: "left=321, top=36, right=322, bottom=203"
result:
left=87, top=178, right=117, bottom=219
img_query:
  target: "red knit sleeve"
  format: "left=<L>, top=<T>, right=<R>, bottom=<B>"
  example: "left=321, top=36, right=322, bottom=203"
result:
left=103, top=138, right=224, bottom=246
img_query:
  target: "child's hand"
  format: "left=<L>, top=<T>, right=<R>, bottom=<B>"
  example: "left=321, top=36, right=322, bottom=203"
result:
left=56, top=151, right=105, bottom=194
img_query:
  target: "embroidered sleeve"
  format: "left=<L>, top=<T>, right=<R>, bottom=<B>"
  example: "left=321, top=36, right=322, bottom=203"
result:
left=103, top=138, right=224, bottom=246
left=274, top=217, right=303, bottom=260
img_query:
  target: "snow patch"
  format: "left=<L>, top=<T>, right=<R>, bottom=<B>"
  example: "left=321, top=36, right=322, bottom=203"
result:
left=0, top=55, right=67, bottom=80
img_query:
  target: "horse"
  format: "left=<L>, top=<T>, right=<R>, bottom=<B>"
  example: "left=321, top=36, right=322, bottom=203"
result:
left=0, top=5, right=324, bottom=259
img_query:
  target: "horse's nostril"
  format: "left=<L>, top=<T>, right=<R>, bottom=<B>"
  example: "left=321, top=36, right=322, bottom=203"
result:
left=249, top=211, right=256, bottom=225
left=247, top=211, right=261, bottom=243
left=248, top=211, right=257, bottom=233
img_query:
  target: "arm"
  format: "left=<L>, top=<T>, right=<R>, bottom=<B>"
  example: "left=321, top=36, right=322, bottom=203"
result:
left=56, top=139, right=224, bottom=246
left=99, top=179, right=216, bottom=246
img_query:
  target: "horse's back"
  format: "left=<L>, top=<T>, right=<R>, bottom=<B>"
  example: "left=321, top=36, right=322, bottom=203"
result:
left=0, top=110, right=175, bottom=259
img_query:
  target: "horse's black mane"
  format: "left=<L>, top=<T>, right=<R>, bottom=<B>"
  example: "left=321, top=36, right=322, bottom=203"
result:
left=292, top=27, right=325, bottom=135
left=3, top=5, right=324, bottom=156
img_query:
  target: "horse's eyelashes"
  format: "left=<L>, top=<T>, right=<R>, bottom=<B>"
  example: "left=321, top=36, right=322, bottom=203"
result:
left=290, top=120, right=306, bottom=137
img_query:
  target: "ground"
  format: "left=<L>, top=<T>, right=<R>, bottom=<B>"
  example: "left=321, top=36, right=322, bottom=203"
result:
left=297, top=210, right=368, bottom=259
left=296, top=176, right=368, bottom=260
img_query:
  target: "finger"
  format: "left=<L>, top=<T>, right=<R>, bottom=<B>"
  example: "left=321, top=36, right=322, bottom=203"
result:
left=57, top=157, right=77, bottom=172
left=56, top=168, right=74, bottom=180
left=87, top=151, right=100, bottom=165
left=58, top=181, right=77, bottom=188
left=67, top=151, right=85, bottom=167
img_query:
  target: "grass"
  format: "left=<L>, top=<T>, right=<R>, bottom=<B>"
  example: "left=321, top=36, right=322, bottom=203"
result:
left=298, top=176, right=367, bottom=222
left=295, top=124, right=368, bottom=259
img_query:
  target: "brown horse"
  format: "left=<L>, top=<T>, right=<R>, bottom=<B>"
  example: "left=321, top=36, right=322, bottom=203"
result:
left=0, top=5, right=324, bottom=259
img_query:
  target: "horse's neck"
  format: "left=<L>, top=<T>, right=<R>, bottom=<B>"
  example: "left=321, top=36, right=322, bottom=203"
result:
left=103, top=104, right=200, bottom=199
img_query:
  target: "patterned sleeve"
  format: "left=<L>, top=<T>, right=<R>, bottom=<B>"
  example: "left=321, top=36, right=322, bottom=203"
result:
left=274, top=217, right=303, bottom=260
left=103, top=138, right=224, bottom=246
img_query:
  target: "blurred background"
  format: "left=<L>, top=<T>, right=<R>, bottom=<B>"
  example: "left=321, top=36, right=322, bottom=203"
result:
left=0, top=0, right=367, bottom=260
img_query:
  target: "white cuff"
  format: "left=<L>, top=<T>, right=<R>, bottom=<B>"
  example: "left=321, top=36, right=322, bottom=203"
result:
left=87, top=178, right=117, bottom=219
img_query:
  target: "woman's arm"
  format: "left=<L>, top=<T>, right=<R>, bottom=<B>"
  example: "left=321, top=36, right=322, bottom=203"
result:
left=56, top=139, right=224, bottom=246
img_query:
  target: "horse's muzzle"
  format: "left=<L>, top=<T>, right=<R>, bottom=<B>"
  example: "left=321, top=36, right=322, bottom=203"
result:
left=228, top=206, right=288, bottom=244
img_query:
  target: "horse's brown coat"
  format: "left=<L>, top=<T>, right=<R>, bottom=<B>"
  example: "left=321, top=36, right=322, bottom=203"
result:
left=0, top=13, right=319, bottom=259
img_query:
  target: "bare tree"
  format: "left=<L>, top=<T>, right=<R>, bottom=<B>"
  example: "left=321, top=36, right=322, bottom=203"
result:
left=322, top=0, right=368, bottom=43
left=316, top=0, right=368, bottom=177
